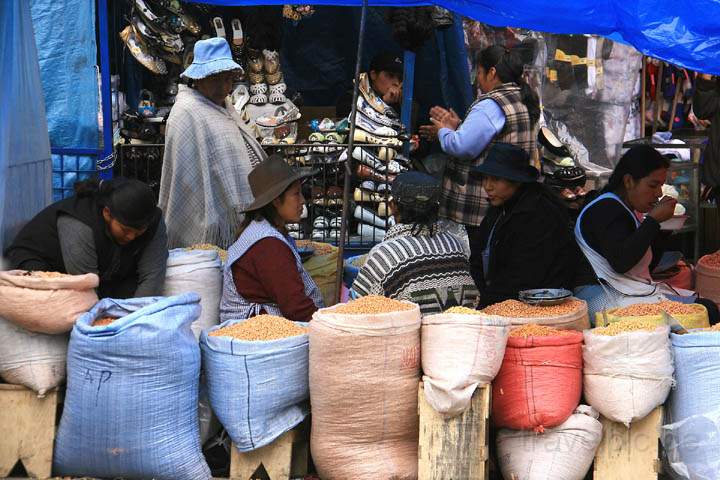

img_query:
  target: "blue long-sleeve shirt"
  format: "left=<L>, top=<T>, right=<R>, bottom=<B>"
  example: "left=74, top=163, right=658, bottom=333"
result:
left=438, top=99, right=506, bottom=161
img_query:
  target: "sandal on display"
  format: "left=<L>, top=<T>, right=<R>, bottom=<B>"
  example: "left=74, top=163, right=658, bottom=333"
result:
left=265, top=70, right=283, bottom=85
left=249, top=93, right=267, bottom=105
left=318, top=118, right=336, bottom=132
left=120, top=25, right=167, bottom=75
left=269, top=91, right=287, bottom=105
left=247, top=71, right=265, bottom=85
left=231, top=84, right=250, bottom=112
left=212, top=17, right=226, bottom=39
left=353, top=129, right=403, bottom=148
left=325, top=132, right=346, bottom=144
left=263, top=49, right=281, bottom=75
left=249, top=83, right=268, bottom=95
left=230, top=19, right=243, bottom=52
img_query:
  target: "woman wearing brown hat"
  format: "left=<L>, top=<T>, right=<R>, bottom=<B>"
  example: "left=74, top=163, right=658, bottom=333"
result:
left=219, top=156, right=324, bottom=322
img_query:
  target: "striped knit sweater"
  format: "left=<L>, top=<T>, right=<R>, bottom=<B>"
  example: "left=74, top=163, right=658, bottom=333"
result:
left=351, top=223, right=479, bottom=315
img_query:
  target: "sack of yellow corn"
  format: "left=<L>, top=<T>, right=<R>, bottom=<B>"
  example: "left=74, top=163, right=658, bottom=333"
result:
left=595, top=300, right=709, bottom=330
left=421, top=309, right=510, bottom=418
left=310, top=296, right=421, bottom=480
left=297, top=241, right=338, bottom=307
left=480, top=298, right=590, bottom=331
left=583, top=323, right=673, bottom=426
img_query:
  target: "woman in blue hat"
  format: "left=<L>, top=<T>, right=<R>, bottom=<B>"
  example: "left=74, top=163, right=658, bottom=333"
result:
left=160, top=37, right=267, bottom=250
left=469, top=143, right=576, bottom=307
left=351, top=171, right=479, bottom=315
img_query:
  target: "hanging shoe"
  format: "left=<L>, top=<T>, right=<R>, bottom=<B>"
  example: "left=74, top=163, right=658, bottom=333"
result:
left=538, top=126, right=572, bottom=158
left=131, top=15, right=183, bottom=54
left=212, top=17, right=226, bottom=39
left=180, top=13, right=201, bottom=35
left=355, top=96, right=405, bottom=131
left=120, top=25, right=167, bottom=75
left=230, top=18, right=244, bottom=56
left=353, top=129, right=403, bottom=148
left=138, top=89, right=157, bottom=118
left=231, top=84, right=250, bottom=113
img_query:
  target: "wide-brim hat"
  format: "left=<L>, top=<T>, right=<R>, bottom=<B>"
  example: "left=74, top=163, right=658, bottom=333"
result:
left=470, top=142, right=539, bottom=183
left=181, top=37, right=243, bottom=80
left=243, top=155, right=318, bottom=212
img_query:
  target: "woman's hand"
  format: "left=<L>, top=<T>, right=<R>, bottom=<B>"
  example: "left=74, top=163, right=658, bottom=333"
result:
left=429, top=106, right=461, bottom=131
left=418, top=124, right=439, bottom=141
left=648, top=196, right=678, bottom=223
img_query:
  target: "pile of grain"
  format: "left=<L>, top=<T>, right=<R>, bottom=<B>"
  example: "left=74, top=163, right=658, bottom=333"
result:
left=93, top=317, right=118, bottom=327
left=187, top=243, right=228, bottom=263
left=613, top=301, right=704, bottom=317
left=210, top=315, right=307, bottom=341
left=701, top=251, right=720, bottom=268
left=701, top=323, right=720, bottom=332
left=20, top=271, right=69, bottom=278
left=332, top=295, right=414, bottom=314
left=445, top=306, right=480, bottom=315
left=296, top=240, right=336, bottom=256
left=509, top=324, right=574, bottom=338
left=481, top=299, right=584, bottom=318
left=594, top=319, right=658, bottom=336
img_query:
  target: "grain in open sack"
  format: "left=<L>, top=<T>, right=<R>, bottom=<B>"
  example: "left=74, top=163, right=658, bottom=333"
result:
left=593, top=319, right=659, bottom=336
left=444, top=306, right=480, bottom=315
left=209, top=315, right=307, bottom=341
left=613, top=300, right=704, bottom=317
left=92, top=316, right=118, bottom=327
left=332, top=295, right=414, bottom=314
left=481, top=298, right=584, bottom=318
left=509, top=324, right=574, bottom=338
left=186, top=243, right=228, bottom=263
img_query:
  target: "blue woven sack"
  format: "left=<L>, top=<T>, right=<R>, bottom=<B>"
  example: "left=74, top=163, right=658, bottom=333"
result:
left=53, top=293, right=211, bottom=480
left=200, top=318, right=309, bottom=452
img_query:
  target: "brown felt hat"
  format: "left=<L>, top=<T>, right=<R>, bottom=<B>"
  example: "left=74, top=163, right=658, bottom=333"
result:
left=243, top=155, right=317, bottom=212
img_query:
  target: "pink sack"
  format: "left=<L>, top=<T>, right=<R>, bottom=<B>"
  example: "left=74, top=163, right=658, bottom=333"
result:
left=492, top=331, right=583, bottom=432
left=310, top=302, right=421, bottom=480
left=0, top=270, right=99, bottom=334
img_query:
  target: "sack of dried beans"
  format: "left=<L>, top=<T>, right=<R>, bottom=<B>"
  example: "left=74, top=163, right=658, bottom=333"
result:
left=200, top=315, right=309, bottom=452
left=696, top=251, right=720, bottom=308
left=0, top=270, right=98, bottom=333
left=481, top=298, right=590, bottom=331
left=296, top=240, right=338, bottom=307
left=54, top=294, right=211, bottom=480
left=584, top=321, right=673, bottom=426
left=421, top=307, right=510, bottom=418
left=310, top=296, right=421, bottom=480
left=597, top=300, right=709, bottom=330
left=492, top=325, right=583, bottom=432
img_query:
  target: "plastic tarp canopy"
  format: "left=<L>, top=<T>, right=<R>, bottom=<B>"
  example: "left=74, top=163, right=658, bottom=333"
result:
left=0, top=0, right=52, bottom=253
left=194, top=0, right=720, bottom=75
left=30, top=0, right=100, bottom=149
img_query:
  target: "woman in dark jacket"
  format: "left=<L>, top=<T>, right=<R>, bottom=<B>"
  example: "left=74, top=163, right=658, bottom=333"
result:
left=4, top=177, right=167, bottom=299
left=470, top=143, right=576, bottom=307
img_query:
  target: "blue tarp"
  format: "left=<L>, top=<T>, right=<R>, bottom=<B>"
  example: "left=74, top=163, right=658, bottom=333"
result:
left=194, top=0, right=720, bottom=75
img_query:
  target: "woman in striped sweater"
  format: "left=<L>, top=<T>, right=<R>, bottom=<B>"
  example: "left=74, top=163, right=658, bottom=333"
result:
left=351, top=172, right=479, bottom=315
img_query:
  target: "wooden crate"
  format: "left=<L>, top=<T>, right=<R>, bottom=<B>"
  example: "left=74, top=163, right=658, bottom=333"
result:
left=229, top=420, right=309, bottom=480
left=594, top=406, right=663, bottom=480
left=0, top=384, right=59, bottom=479
left=418, top=382, right=491, bottom=480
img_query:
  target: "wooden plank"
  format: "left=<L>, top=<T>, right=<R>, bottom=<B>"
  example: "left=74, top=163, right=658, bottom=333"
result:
left=418, top=382, right=491, bottom=480
left=641, top=56, right=647, bottom=136
left=0, top=385, right=58, bottom=479
left=230, top=429, right=297, bottom=480
left=593, top=406, right=663, bottom=480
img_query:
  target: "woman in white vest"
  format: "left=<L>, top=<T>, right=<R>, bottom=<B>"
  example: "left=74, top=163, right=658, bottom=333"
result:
left=220, top=155, right=324, bottom=322
left=574, top=145, right=719, bottom=324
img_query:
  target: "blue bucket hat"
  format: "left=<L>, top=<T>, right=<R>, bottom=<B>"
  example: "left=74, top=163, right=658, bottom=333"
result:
left=181, top=37, right=242, bottom=80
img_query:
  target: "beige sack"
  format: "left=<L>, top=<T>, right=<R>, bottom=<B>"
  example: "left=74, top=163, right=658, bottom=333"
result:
left=421, top=312, right=510, bottom=418
left=310, top=302, right=421, bottom=480
left=696, top=256, right=720, bottom=308
left=0, top=270, right=99, bottom=334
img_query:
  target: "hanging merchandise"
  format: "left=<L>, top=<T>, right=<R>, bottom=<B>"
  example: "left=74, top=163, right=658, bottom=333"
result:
left=492, top=329, right=583, bottom=432
left=421, top=309, right=510, bottom=418
left=496, top=405, right=603, bottom=480
left=583, top=325, right=673, bottom=426
left=309, top=297, right=421, bottom=480
left=53, top=294, right=211, bottom=480
left=385, top=7, right=436, bottom=52
left=200, top=316, right=309, bottom=452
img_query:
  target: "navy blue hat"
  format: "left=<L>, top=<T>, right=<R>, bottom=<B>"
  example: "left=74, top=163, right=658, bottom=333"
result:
left=370, top=52, right=404, bottom=77
left=470, top=143, right=538, bottom=183
left=391, top=171, right=440, bottom=207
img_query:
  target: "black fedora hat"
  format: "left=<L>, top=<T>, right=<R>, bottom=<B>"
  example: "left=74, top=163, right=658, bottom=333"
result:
left=470, top=143, right=539, bottom=183
left=243, top=155, right=317, bottom=212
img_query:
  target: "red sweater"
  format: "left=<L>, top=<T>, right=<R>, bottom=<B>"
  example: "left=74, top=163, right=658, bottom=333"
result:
left=231, top=238, right=317, bottom=321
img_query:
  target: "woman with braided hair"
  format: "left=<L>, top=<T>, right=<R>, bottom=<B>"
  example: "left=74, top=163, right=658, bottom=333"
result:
left=419, top=41, right=540, bottom=289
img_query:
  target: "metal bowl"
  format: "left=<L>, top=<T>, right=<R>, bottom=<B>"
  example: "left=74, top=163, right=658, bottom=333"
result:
left=518, top=288, right=573, bottom=306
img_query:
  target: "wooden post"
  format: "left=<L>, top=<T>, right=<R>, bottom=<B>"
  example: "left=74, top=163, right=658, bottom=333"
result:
left=667, top=75, right=683, bottom=132
left=0, top=384, right=58, bottom=479
left=230, top=429, right=297, bottom=480
left=652, top=62, right=665, bottom=136
left=593, top=406, right=663, bottom=480
left=640, top=56, right=647, bottom=136
left=418, top=382, right=491, bottom=480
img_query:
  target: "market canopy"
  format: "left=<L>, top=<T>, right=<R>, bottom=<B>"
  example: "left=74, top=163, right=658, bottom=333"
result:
left=196, top=0, right=720, bottom=75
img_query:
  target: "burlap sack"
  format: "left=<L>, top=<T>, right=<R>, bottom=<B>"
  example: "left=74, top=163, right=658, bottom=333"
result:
left=0, top=270, right=99, bottom=334
left=310, top=301, right=421, bottom=480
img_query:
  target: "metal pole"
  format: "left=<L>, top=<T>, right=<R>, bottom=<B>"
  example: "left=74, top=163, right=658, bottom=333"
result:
left=335, top=0, right=368, bottom=304
left=640, top=56, right=646, bottom=137
left=401, top=50, right=416, bottom=156
left=651, top=61, right=664, bottom=137
left=98, top=0, right=114, bottom=179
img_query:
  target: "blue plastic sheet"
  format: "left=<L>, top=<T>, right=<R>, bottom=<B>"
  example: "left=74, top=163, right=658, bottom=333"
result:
left=30, top=0, right=100, bottom=149
left=54, top=294, right=212, bottom=480
left=196, top=0, right=720, bottom=74
left=0, top=0, right=52, bottom=252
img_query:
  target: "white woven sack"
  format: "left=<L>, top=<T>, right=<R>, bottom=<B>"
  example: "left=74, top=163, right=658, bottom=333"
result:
left=0, top=316, right=67, bottom=396
left=497, top=405, right=603, bottom=480
left=0, top=270, right=98, bottom=334
left=163, top=249, right=222, bottom=339
left=421, top=312, right=510, bottom=418
left=583, top=326, right=673, bottom=426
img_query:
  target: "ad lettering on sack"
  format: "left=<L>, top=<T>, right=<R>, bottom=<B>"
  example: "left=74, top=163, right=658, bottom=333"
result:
left=83, top=368, right=113, bottom=406
left=400, top=345, right=420, bottom=370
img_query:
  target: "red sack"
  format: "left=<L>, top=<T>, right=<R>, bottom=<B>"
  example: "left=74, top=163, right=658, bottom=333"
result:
left=492, top=331, right=583, bottom=432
